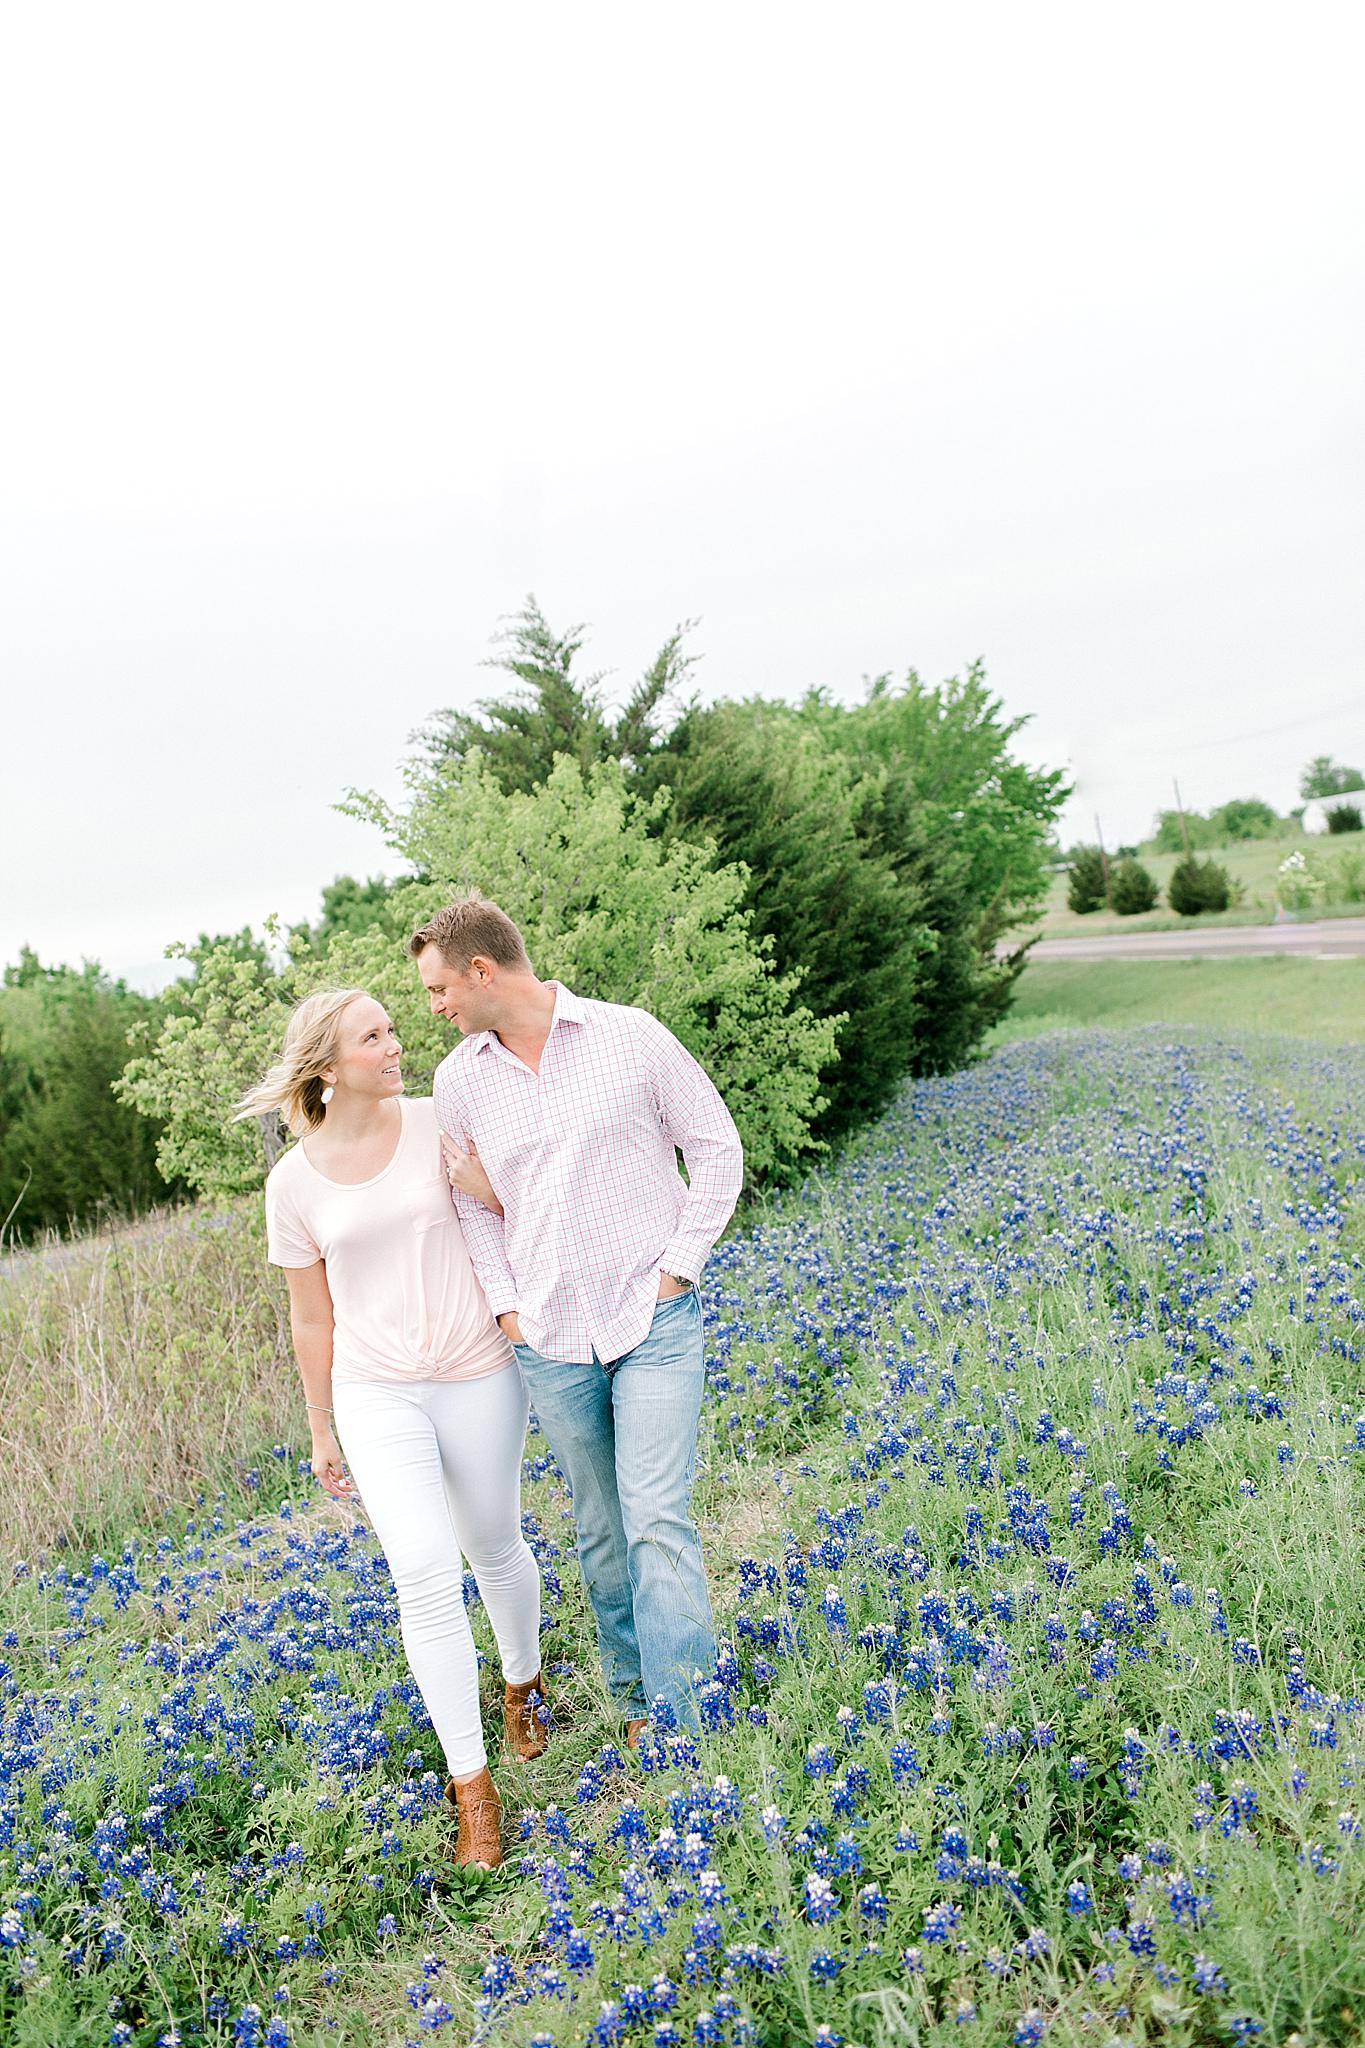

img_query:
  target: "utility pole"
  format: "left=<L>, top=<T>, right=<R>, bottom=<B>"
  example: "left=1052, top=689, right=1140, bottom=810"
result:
left=1172, top=778, right=1192, bottom=857
left=1094, top=812, right=1113, bottom=911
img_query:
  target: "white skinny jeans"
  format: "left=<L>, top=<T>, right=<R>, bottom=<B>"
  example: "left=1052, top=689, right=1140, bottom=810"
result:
left=331, top=1365, right=542, bottom=1777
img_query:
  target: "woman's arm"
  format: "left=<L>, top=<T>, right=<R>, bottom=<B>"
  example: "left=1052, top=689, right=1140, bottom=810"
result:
left=442, top=1135, right=504, bottom=1217
left=284, top=1261, right=351, bottom=1498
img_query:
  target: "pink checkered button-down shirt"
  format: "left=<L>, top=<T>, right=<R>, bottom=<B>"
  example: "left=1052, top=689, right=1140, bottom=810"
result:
left=432, top=984, right=744, bottom=1364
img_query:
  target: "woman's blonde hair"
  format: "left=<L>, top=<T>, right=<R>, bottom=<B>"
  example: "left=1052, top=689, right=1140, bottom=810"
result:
left=236, top=987, right=371, bottom=1137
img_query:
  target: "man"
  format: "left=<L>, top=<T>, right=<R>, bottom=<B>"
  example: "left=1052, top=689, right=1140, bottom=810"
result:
left=412, top=892, right=744, bottom=1740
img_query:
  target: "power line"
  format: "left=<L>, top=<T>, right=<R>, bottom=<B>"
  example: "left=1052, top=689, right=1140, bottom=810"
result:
left=1174, top=706, right=1361, bottom=754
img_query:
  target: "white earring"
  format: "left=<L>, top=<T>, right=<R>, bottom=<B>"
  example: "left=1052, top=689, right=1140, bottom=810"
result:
left=320, top=1084, right=334, bottom=1105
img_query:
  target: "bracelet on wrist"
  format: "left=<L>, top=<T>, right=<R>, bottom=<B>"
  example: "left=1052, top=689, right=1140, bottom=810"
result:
left=306, top=1402, right=333, bottom=1417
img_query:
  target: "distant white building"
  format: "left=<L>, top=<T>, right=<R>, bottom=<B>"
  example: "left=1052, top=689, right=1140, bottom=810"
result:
left=1301, top=795, right=1363, bottom=834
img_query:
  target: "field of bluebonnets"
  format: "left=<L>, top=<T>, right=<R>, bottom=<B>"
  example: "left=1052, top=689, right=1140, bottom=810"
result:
left=3, top=1024, right=1365, bottom=2047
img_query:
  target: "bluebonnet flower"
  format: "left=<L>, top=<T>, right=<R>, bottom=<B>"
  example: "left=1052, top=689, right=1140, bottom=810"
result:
left=802, top=1875, right=838, bottom=1925
left=921, top=1900, right=960, bottom=1943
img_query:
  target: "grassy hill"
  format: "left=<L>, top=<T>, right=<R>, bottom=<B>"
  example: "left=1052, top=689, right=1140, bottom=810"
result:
left=1028, top=828, right=1364, bottom=940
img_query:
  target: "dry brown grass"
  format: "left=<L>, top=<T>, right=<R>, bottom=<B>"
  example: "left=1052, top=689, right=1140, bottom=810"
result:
left=0, top=1200, right=296, bottom=1563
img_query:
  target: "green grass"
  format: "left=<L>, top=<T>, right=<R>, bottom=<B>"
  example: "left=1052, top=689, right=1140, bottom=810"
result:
left=994, top=955, right=1365, bottom=1046
left=1027, top=829, right=1365, bottom=940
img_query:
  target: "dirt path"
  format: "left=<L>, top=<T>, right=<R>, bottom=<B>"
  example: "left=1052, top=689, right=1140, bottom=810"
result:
left=1028, top=915, right=1365, bottom=962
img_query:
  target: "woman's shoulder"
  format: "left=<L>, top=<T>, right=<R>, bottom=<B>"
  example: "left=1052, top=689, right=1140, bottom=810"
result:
left=264, top=1139, right=309, bottom=1212
left=266, top=1138, right=306, bottom=1186
left=402, top=1095, right=438, bottom=1131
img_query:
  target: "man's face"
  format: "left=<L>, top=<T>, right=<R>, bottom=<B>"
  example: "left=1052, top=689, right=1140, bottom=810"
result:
left=416, top=943, right=500, bottom=1037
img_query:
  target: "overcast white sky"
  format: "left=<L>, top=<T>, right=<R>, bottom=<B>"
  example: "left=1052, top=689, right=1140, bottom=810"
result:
left=2, top=2, right=1361, bottom=984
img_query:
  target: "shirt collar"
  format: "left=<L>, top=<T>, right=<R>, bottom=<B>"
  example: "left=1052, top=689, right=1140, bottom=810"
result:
left=472, top=980, right=584, bottom=1058
left=547, top=981, right=585, bottom=1026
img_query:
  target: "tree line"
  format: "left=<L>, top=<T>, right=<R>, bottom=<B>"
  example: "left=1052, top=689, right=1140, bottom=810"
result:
left=3, top=604, right=1069, bottom=1236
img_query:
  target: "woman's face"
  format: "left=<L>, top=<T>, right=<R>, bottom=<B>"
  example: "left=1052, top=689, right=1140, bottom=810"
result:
left=323, top=996, right=403, bottom=1103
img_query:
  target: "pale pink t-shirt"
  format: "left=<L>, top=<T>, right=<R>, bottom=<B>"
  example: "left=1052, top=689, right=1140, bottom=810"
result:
left=265, top=1096, right=512, bottom=1386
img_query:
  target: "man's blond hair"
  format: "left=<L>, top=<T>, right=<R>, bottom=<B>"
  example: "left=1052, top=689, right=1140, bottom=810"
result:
left=407, top=891, right=533, bottom=973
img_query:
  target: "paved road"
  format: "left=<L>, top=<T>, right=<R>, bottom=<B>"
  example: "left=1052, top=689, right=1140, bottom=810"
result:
left=1029, top=916, right=1365, bottom=962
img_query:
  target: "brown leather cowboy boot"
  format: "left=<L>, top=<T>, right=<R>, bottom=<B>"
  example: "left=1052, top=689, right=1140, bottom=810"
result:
left=444, top=1766, right=503, bottom=1868
left=625, top=1716, right=648, bottom=1749
left=503, top=1670, right=549, bottom=1762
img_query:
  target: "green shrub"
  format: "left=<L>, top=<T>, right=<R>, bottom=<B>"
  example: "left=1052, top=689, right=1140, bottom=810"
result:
left=1326, top=802, right=1363, bottom=835
left=1066, top=845, right=1108, bottom=913
left=1169, top=855, right=1232, bottom=916
left=125, top=753, right=839, bottom=1195
left=1109, top=856, right=1159, bottom=915
left=1284, top=844, right=1365, bottom=908
left=1275, top=851, right=1320, bottom=913
left=1327, top=844, right=1365, bottom=901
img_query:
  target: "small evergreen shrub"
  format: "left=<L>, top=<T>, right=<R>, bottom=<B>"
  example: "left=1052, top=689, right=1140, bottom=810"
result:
left=1109, top=857, right=1159, bottom=915
left=1066, top=845, right=1108, bottom=913
left=1326, top=802, right=1363, bottom=835
left=1168, top=855, right=1232, bottom=916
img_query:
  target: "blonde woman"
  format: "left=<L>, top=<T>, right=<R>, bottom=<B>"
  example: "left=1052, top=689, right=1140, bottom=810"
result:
left=238, top=987, right=545, bottom=1869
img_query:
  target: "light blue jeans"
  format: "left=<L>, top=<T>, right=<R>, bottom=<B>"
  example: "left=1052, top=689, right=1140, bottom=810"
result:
left=513, top=1287, right=716, bottom=1728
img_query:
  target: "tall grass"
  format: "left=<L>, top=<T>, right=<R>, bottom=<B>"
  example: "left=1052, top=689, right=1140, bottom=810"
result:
left=0, top=1204, right=292, bottom=1561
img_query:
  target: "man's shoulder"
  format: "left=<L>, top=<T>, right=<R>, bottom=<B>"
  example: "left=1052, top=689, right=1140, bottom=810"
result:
left=577, top=994, right=666, bottom=1034
left=433, top=1037, right=483, bottom=1090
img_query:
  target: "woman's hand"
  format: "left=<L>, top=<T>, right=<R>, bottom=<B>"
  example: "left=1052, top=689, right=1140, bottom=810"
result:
left=442, top=1136, right=503, bottom=1216
left=310, top=1431, right=351, bottom=1499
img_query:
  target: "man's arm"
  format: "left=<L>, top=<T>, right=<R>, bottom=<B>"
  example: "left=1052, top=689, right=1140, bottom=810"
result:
left=433, top=1060, right=520, bottom=1323
left=640, top=1014, right=745, bottom=1282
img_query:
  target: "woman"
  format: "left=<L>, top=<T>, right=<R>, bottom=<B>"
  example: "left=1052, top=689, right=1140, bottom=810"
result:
left=238, top=987, right=545, bottom=1869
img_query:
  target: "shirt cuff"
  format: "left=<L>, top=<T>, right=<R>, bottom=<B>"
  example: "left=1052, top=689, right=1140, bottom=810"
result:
left=486, top=1291, right=520, bottom=1323
left=658, top=1246, right=701, bottom=1286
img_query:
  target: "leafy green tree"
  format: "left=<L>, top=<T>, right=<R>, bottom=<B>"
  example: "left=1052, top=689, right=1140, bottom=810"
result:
left=127, top=753, right=838, bottom=1196
left=0, top=952, right=173, bottom=1239
left=636, top=698, right=935, bottom=1136
left=802, top=665, right=1068, bottom=929
left=420, top=611, right=1069, bottom=1085
left=116, top=947, right=295, bottom=1196
left=1209, top=797, right=1281, bottom=841
left=1301, top=755, right=1364, bottom=800
left=345, top=753, right=837, bottom=1183
left=288, top=875, right=400, bottom=960
left=797, top=667, right=1070, bottom=1062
